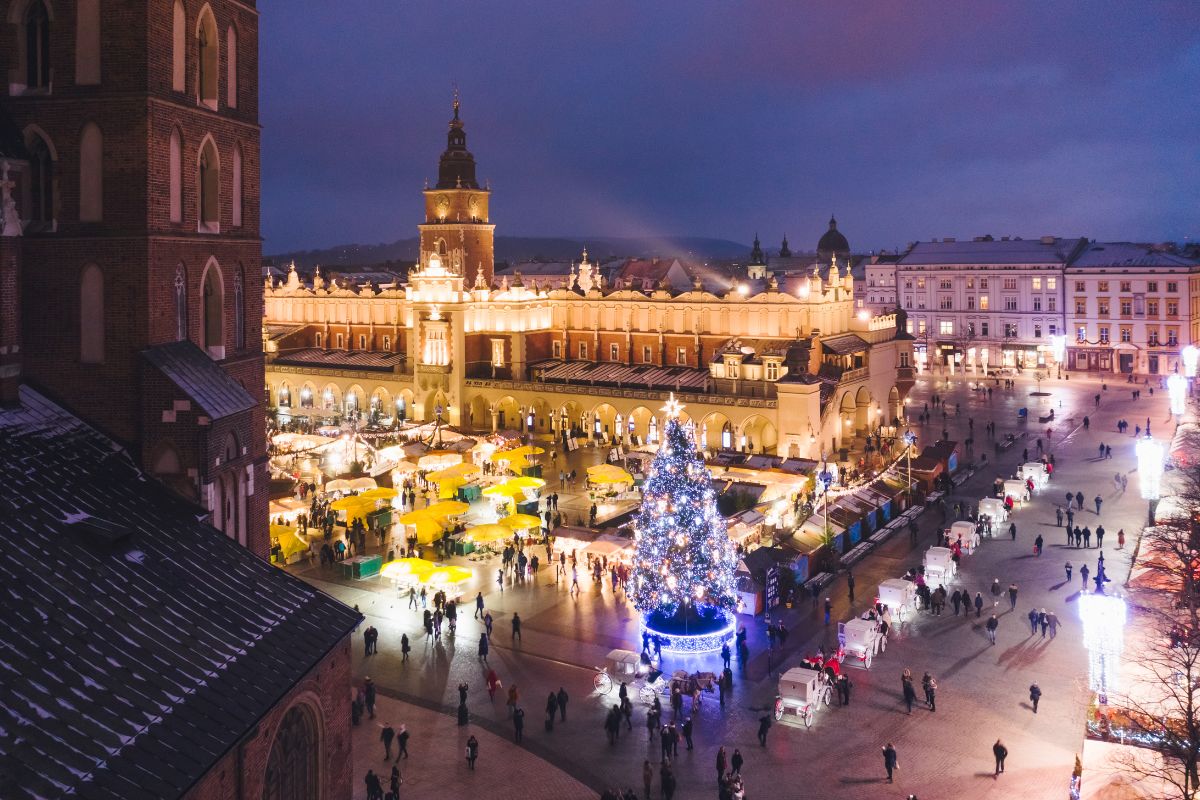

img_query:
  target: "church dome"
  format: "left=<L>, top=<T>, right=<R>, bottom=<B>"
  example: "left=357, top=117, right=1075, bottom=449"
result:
left=817, top=216, right=849, bottom=256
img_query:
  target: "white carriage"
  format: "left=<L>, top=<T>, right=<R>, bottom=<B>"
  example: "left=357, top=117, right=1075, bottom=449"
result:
left=924, top=546, right=957, bottom=583
left=948, top=520, right=980, bottom=553
left=1003, top=479, right=1030, bottom=506
left=1018, top=462, right=1049, bottom=490
left=978, top=497, right=1008, bottom=526
left=838, top=617, right=885, bottom=669
left=774, top=667, right=832, bottom=727
left=877, top=578, right=918, bottom=622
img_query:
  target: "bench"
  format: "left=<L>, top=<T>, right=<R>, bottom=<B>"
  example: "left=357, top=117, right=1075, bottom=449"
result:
left=805, top=572, right=832, bottom=592
left=841, top=542, right=874, bottom=565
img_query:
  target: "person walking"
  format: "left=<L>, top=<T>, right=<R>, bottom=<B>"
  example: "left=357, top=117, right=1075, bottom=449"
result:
left=1056, top=507, right=1063, bottom=527
left=556, top=686, right=569, bottom=722
left=1096, top=525, right=1105, bottom=548
left=922, top=672, right=937, bottom=711
left=1029, top=683, right=1042, bottom=713
left=1065, top=561, right=1073, bottom=582
left=1095, top=495, right=1103, bottom=514
left=824, top=597, right=832, bottom=625
left=364, top=677, right=377, bottom=719
left=390, top=765, right=401, bottom=797
left=1080, top=563, right=1090, bottom=590
left=986, top=614, right=999, bottom=645
left=475, top=591, right=485, bottom=619
left=1034, top=534, right=1044, bottom=556
left=1027, top=608, right=1039, bottom=635
left=401, top=633, right=410, bottom=663
left=715, top=746, right=727, bottom=783
left=882, top=742, right=898, bottom=783
left=511, top=612, right=522, bottom=641
left=731, top=748, right=744, bottom=776
left=974, top=592, right=984, bottom=617
left=757, top=714, right=771, bottom=746
left=395, top=724, right=409, bottom=760
left=478, top=632, right=489, bottom=663
left=951, top=589, right=962, bottom=615
left=1082, top=527, right=1092, bottom=548
left=484, top=611, right=494, bottom=637
left=379, top=722, right=395, bottom=760
left=545, top=691, right=559, bottom=731
left=1007, top=583, right=1018, bottom=610
left=1076, top=491, right=1085, bottom=511
left=512, top=706, right=525, bottom=743
left=837, top=673, right=852, bottom=706
left=364, top=769, right=384, bottom=800
left=1117, top=528, right=1126, bottom=549
left=902, top=675, right=917, bottom=713
left=993, top=739, right=1008, bottom=775
left=465, top=735, right=479, bottom=769
left=1047, top=611, right=1060, bottom=639
left=847, top=570, right=856, bottom=602
left=643, top=759, right=654, bottom=800
left=683, top=717, right=695, bottom=750
left=1009, top=522, right=1017, bottom=542
left=506, top=684, right=519, bottom=717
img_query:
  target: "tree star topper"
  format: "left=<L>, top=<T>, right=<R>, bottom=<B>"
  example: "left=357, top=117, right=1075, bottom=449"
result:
left=661, top=392, right=684, bottom=419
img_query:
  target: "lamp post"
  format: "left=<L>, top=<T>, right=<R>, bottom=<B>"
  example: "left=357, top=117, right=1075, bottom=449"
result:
left=903, top=430, right=917, bottom=504
left=1136, top=434, right=1163, bottom=527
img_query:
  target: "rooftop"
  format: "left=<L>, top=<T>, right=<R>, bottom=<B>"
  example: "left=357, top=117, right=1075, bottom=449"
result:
left=0, top=387, right=359, bottom=800
left=141, top=341, right=257, bottom=420
left=529, top=359, right=710, bottom=391
left=1068, top=242, right=1199, bottom=269
left=272, top=347, right=408, bottom=373
left=899, top=237, right=1086, bottom=265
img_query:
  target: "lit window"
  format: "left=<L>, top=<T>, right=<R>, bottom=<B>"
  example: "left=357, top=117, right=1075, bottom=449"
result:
left=552, top=340, right=561, bottom=359
left=1077, top=326, right=1087, bottom=342
left=610, top=343, right=619, bottom=361
left=979, top=297, right=989, bottom=311
left=492, top=339, right=505, bottom=367
left=676, top=347, right=687, bottom=365
left=766, top=361, right=779, bottom=381
left=939, top=320, right=953, bottom=335
left=1047, top=277, right=1056, bottom=290
left=1120, top=327, right=1131, bottom=343
left=1032, top=277, right=1041, bottom=290
left=1099, top=327, right=1110, bottom=344
left=579, top=342, right=588, bottom=360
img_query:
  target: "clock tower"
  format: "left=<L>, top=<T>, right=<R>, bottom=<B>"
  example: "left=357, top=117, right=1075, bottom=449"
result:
left=419, top=94, right=495, bottom=286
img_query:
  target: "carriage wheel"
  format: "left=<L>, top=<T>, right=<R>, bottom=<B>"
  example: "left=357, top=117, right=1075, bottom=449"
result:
left=821, top=685, right=832, bottom=707
left=802, top=705, right=814, bottom=728
left=865, top=651, right=873, bottom=669
left=594, top=672, right=612, bottom=694
left=640, top=685, right=656, bottom=704
left=774, top=696, right=784, bottom=721
left=879, top=636, right=887, bottom=654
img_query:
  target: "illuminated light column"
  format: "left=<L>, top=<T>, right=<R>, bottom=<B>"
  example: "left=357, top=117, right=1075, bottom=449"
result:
left=1078, top=592, right=1127, bottom=702
left=1183, top=345, right=1198, bottom=378
left=1168, top=373, right=1187, bottom=416
left=1136, top=435, right=1164, bottom=526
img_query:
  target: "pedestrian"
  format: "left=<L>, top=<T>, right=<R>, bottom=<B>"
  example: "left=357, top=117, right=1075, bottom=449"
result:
left=1038, top=608, right=1049, bottom=638
left=974, top=592, right=984, bottom=617
left=683, top=717, right=694, bottom=750
left=922, top=672, right=937, bottom=711
left=1076, top=491, right=1085, bottom=510
left=545, top=691, right=559, bottom=730
left=390, top=765, right=401, bottom=797
left=1083, top=527, right=1092, bottom=548
left=379, top=722, right=395, bottom=760
left=902, top=675, right=917, bottom=713
left=475, top=591, right=485, bottom=619
left=1027, top=608, right=1039, bottom=635
left=1096, top=525, right=1105, bottom=548
left=1009, top=522, right=1017, bottom=541
left=401, top=633, right=410, bottom=663
left=882, top=742, right=898, bottom=783
left=395, top=724, right=409, bottom=760
left=1047, top=611, right=1060, bottom=639
left=364, top=769, right=384, bottom=800
left=513, top=705, right=526, bottom=743
left=465, top=734, right=479, bottom=769
left=731, top=748, right=744, bottom=776
left=512, top=612, right=522, bottom=641
left=757, top=714, right=771, bottom=746
left=990, top=578, right=1001, bottom=600
left=847, top=570, right=856, bottom=601
left=484, top=611, right=493, bottom=637
left=1034, top=534, right=1044, bottom=556
left=364, top=677, right=377, bottom=719
left=1056, top=508, right=1063, bottom=527
left=507, top=684, right=519, bottom=717
left=951, top=589, right=962, bottom=615
left=1117, top=528, right=1125, bottom=549
left=1095, top=495, right=1103, bottom=514
left=557, top=686, right=569, bottom=722
left=721, top=642, right=732, bottom=670
left=643, top=760, right=654, bottom=799
left=824, top=597, right=832, bottom=625
left=1029, top=683, right=1042, bottom=713
left=661, top=764, right=676, bottom=800
left=715, top=746, right=727, bottom=784
left=986, top=614, right=999, bottom=645
left=993, top=739, right=1008, bottom=775
left=1080, top=563, right=1090, bottom=589
left=1008, top=583, right=1018, bottom=610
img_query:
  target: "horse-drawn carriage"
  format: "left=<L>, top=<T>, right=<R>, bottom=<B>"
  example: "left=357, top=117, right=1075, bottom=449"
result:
left=924, top=546, right=957, bottom=584
left=1018, top=462, right=1049, bottom=490
left=877, top=578, right=918, bottom=622
left=978, top=497, right=1008, bottom=526
left=838, top=616, right=886, bottom=669
left=775, top=667, right=833, bottom=727
left=947, top=520, right=980, bottom=553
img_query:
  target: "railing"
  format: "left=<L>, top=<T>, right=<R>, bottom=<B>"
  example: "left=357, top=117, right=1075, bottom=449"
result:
left=839, top=367, right=870, bottom=384
left=462, top=378, right=778, bottom=408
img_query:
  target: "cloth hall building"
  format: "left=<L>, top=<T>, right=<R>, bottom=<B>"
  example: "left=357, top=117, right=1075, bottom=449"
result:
left=263, top=103, right=914, bottom=460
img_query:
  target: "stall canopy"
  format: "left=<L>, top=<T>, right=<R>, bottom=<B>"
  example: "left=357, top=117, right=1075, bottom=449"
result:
left=587, top=463, right=634, bottom=484
left=463, top=524, right=512, bottom=544
left=270, top=524, right=308, bottom=560
left=583, top=534, right=632, bottom=558
left=423, top=500, right=471, bottom=518
left=359, top=487, right=398, bottom=500
left=380, top=557, right=436, bottom=580
left=347, top=477, right=378, bottom=491
left=500, top=513, right=542, bottom=531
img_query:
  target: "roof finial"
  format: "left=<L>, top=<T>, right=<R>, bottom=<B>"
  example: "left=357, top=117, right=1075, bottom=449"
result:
left=452, top=83, right=460, bottom=121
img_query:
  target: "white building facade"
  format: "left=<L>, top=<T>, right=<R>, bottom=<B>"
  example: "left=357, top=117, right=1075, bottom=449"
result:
left=863, top=253, right=902, bottom=316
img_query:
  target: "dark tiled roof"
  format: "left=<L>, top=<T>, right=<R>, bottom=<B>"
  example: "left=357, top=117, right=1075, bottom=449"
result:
left=0, top=388, right=360, bottom=800
left=529, top=359, right=710, bottom=391
left=820, top=333, right=869, bottom=355
left=141, top=341, right=256, bottom=420
left=273, top=347, right=407, bottom=373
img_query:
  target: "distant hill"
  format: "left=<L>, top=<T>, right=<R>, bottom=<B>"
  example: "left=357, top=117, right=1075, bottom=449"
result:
left=269, top=235, right=750, bottom=268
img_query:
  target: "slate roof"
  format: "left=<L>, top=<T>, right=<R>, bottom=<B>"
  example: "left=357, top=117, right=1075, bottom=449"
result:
left=141, top=341, right=256, bottom=420
left=272, top=347, right=408, bottom=373
left=1068, top=242, right=1199, bottom=269
left=529, top=359, right=710, bottom=391
left=819, top=333, right=869, bottom=355
left=0, top=387, right=360, bottom=800
left=898, top=237, right=1086, bottom=266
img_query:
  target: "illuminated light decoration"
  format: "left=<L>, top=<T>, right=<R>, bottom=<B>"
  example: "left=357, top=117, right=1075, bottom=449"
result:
left=1184, top=345, right=1199, bottom=378
left=1136, top=436, right=1164, bottom=500
left=1078, top=592, right=1127, bottom=695
left=1050, top=334, right=1066, bottom=363
left=631, top=395, right=737, bottom=654
left=857, top=309, right=870, bottom=321
left=1168, top=373, right=1187, bottom=415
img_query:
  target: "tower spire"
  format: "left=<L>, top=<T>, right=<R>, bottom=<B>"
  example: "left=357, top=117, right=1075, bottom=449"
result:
left=452, top=84, right=460, bottom=121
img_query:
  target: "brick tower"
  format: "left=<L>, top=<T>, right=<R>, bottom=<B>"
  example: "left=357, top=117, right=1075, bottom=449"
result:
left=0, top=0, right=267, bottom=555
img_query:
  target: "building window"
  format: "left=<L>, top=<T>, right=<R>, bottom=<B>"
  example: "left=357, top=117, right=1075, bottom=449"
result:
left=900, top=352, right=909, bottom=368
left=1047, top=296, right=1056, bottom=312
left=1148, top=329, right=1159, bottom=346
left=263, top=705, right=320, bottom=800
left=980, top=322, right=989, bottom=337
left=938, top=295, right=953, bottom=310
left=1034, top=324, right=1042, bottom=338
left=966, top=296, right=975, bottom=311
left=1004, top=296, right=1017, bottom=311
left=198, top=137, right=220, bottom=231
left=904, top=279, right=913, bottom=290
left=382, top=335, right=391, bottom=351
left=1049, top=325, right=1057, bottom=336
left=1004, top=323, right=1018, bottom=338
left=1168, top=329, right=1179, bottom=346
left=1032, top=277, right=1041, bottom=291
left=358, top=334, right=366, bottom=350
left=979, top=296, right=989, bottom=311
left=1077, top=326, right=1087, bottom=342
left=1168, top=282, right=1178, bottom=293
left=78, top=122, right=103, bottom=222
left=916, top=278, right=925, bottom=289
left=676, top=347, right=687, bottom=365
left=172, top=1, right=186, bottom=91
left=966, top=278, right=975, bottom=289
left=27, top=131, right=54, bottom=225
left=23, top=0, right=51, bottom=91
left=1099, top=327, right=1110, bottom=344
left=174, top=263, right=187, bottom=341
left=766, top=361, right=779, bottom=381
left=1120, top=326, right=1131, bottom=343
left=728, top=361, right=739, bottom=379
left=80, top=264, right=104, bottom=364
left=967, top=322, right=976, bottom=337
left=232, top=143, right=243, bottom=227
left=225, top=25, right=238, bottom=108
left=201, top=262, right=224, bottom=358
left=1076, top=281, right=1086, bottom=292
left=1097, top=300, right=1109, bottom=317
left=336, top=333, right=344, bottom=349
left=1047, top=277, right=1056, bottom=290
left=979, top=279, right=988, bottom=290
left=75, top=0, right=101, bottom=85
left=196, top=6, right=218, bottom=108
left=610, top=343, right=619, bottom=361
left=314, top=332, right=323, bottom=348
left=1120, top=300, right=1132, bottom=316
left=1168, top=301, right=1179, bottom=317
left=1075, top=300, right=1086, bottom=315
left=552, top=340, right=561, bottom=359
left=579, top=342, right=587, bottom=360
left=1120, top=281, right=1131, bottom=292
left=643, top=345, right=652, bottom=363
left=491, top=339, right=505, bottom=367
left=234, top=269, right=245, bottom=350
left=1098, top=281, right=1109, bottom=292
left=1032, top=296, right=1042, bottom=312
left=300, top=386, right=313, bottom=408
left=939, top=279, right=952, bottom=290
left=1148, top=281, right=1158, bottom=292
left=1003, top=278, right=1017, bottom=290
left=169, top=127, right=183, bottom=222
left=917, top=319, right=926, bottom=335
left=916, top=297, right=926, bottom=310
left=939, top=320, right=953, bottom=336
left=1148, top=300, right=1159, bottom=317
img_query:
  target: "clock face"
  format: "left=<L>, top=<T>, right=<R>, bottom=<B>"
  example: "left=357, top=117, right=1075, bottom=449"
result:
left=437, top=195, right=450, bottom=217
left=468, top=195, right=479, bottom=215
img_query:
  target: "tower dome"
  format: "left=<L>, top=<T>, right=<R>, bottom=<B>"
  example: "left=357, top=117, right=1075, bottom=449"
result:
left=817, top=216, right=850, bottom=259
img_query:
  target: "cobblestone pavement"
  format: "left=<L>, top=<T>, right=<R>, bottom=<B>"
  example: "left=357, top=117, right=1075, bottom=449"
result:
left=306, top=370, right=1171, bottom=799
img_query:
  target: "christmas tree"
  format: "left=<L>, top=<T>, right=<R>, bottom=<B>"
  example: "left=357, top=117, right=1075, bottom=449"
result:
left=631, top=395, right=737, bottom=629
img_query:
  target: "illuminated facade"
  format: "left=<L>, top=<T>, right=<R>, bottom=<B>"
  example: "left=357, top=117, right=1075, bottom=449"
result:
left=263, top=102, right=914, bottom=460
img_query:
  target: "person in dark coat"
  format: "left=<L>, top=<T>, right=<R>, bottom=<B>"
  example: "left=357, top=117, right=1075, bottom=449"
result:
left=682, top=717, right=694, bottom=750
left=364, top=677, right=377, bottom=719
left=993, top=739, right=1008, bottom=775
left=545, top=692, right=559, bottom=729
left=478, top=633, right=489, bottom=662
left=556, top=686, right=569, bottom=721
left=395, top=724, right=409, bottom=760
left=1029, top=683, right=1042, bottom=713
left=364, top=769, right=384, bottom=800
left=731, top=748, right=744, bottom=775
left=465, top=735, right=478, bottom=769
left=882, top=743, right=898, bottom=783
left=902, top=677, right=917, bottom=713
left=379, top=723, right=395, bottom=759
left=986, top=614, right=999, bottom=645
left=512, top=706, right=525, bottom=742
left=974, top=592, right=984, bottom=617
left=715, top=746, right=727, bottom=783
left=951, top=589, right=962, bottom=615
left=837, top=673, right=852, bottom=706
left=757, top=714, right=771, bottom=746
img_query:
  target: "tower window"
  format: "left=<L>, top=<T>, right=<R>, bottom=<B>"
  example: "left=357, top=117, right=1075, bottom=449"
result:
left=232, top=143, right=243, bottom=227
left=196, top=7, right=218, bottom=108
left=174, top=263, right=188, bottom=341
left=24, top=0, right=51, bottom=91
left=79, top=122, right=103, bottom=222
left=198, top=137, right=219, bottom=231
left=225, top=25, right=238, bottom=108
left=172, top=1, right=186, bottom=91
left=233, top=267, right=244, bottom=350
left=358, top=334, right=366, bottom=350
left=27, top=131, right=55, bottom=225
left=75, top=0, right=101, bottom=85
left=201, top=261, right=224, bottom=359
left=79, top=264, right=104, bottom=364
left=169, top=128, right=183, bottom=222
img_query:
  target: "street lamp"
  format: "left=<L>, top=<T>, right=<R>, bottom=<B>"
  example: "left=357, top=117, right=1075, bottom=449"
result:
left=1168, top=373, right=1187, bottom=416
left=903, top=430, right=917, bottom=503
left=1136, top=435, right=1164, bottom=526
left=1184, top=345, right=1199, bottom=379
left=816, top=463, right=834, bottom=550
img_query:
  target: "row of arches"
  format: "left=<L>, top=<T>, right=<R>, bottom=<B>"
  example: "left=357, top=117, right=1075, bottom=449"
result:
left=169, top=129, right=243, bottom=230
left=173, top=0, right=239, bottom=110
left=274, top=381, right=416, bottom=423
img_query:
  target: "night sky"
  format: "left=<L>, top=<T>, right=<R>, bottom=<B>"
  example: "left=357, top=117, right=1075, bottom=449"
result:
left=260, top=2, right=1199, bottom=254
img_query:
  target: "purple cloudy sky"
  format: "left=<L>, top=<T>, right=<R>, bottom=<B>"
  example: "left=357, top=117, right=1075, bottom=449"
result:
left=260, top=1, right=1200, bottom=254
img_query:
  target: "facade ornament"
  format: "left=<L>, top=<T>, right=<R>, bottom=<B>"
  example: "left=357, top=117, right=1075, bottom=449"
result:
left=474, top=263, right=486, bottom=290
left=500, top=275, right=509, bottom=291
left=285, top=260, right=302, bottom=291
left=0, top=162, right=21, bottom=237
left=768, top=273, right=778, bottom=292
left=312, top=265, right=325, bottom=291
left=577, top=249, right=594, bottom=293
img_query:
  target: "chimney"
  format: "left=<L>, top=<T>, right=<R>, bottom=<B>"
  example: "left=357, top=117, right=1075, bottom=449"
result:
left=1040, top=236, right=1056, bottom=245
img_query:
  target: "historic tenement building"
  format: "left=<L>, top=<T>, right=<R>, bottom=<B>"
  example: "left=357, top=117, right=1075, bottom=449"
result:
left=263, top=102, right=914, bottom=460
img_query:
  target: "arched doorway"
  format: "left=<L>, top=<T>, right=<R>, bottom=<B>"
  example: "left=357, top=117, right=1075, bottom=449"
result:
left=262, top=703, right=320, bottom=800
left=370, top=387, right=392, bottom=424
left=467, top=395, right=489, bottom=432
left=495, top=396, right=520, bottom=432
left=321, top=383, right=341, bottom=412
left=592, top=403, right=618, bottom=442
left=700, top=411, right=732, bottom=451
left=628, top=406, right=654, bottom=446
left=855, top=387, right=873, bottom=434
left=739, top=414, right=778, bottom=454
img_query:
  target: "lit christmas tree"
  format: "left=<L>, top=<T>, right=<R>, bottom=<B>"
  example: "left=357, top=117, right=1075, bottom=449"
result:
left=632, top=395, right=737, bottom=649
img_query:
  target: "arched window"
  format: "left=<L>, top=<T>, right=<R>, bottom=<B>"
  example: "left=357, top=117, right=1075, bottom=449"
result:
left=75, top=0, right=100, bottom=85
left=171, top=0, right=185, bottom=91
left=24, top=0, right=51, bottom=91
left=80, top=263, right=104, bottom=363
left=79, top=122, right=103, bottom=221
left=233, top=265, right=244, bottom=350
left=225, top=25, right=238, bottom=108
left=198, top=136, right=219, bottom=231
left=263, top=704, right=320, bottom=800
left=314, top=332, right=323, bottom=348
left=201, top=260, right=224, bottom=358
left=169, top=127, right=183, bottom=222
left=27, top=130, right=54, bottom=225
left=232, top=143, right=243, bottom=227
left=196, top=6, right=218, bottom=108
left=277, top=384, right=291, bottom=408
left=174, top=263, right=188, bottom=341
left=299, top=386, right=313, bottom=408
left=382, top=335, right=391, bottom=351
